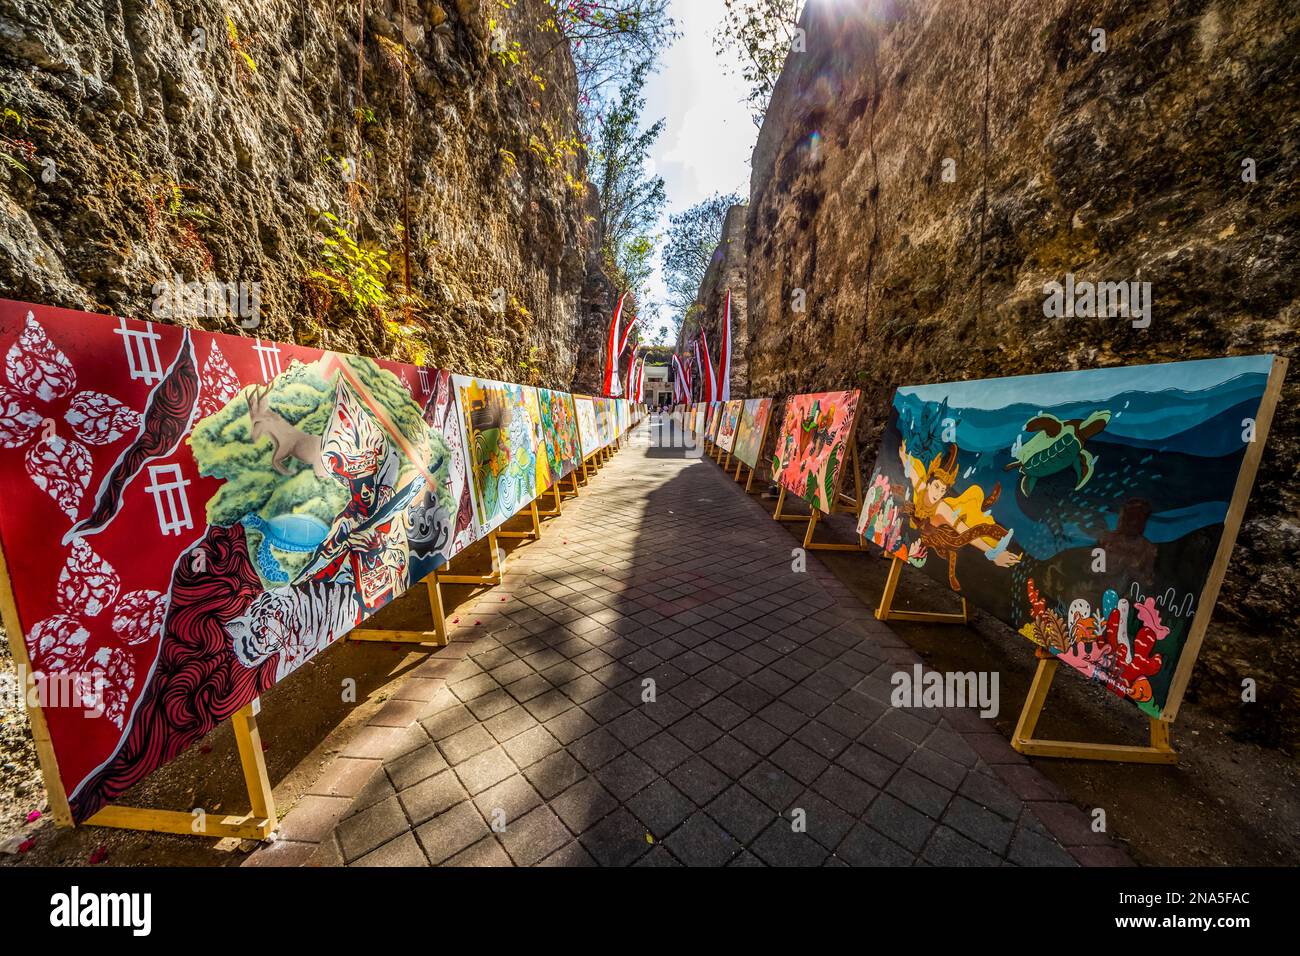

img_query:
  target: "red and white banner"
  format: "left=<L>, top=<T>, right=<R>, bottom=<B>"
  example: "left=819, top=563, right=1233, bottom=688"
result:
left=699, top=330, right=717, bottom=402
left=602, top=292, right=627, bottom=397
left=718, top=289, right=732, bottom=402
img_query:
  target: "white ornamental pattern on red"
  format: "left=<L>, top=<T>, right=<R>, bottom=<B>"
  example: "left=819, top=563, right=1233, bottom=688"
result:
left=197, top=340, right=241, bottom=419
left=26, top=530, right=170, bottom=728
left=0, top=313, right=142, bottom=520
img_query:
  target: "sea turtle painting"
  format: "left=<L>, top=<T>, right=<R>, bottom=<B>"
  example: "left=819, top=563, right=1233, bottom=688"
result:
left=1004, top=410, right=1110, bottom=496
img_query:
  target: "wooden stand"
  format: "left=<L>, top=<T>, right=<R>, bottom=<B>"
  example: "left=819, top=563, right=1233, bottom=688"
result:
left=875, top=559, right=1176, bottom=763
left=1012, top=650, right=1177, bottom=763
left=87, top=700, right=278, bottom=840
left=497, top=499, right=542, bottom=541
left=438, top=530, right=503, bottom=587
left=349, top=572, right=451, bottom=647
left=874, top=556, right=969, bottom=624
left=536, top=482, right=564, bottom=518
left=772, top=454, right=866, bottom=551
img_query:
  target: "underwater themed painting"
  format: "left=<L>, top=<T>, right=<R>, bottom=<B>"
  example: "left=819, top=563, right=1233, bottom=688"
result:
left=856, top=357, right=1284, bottom=720
left=0, top=298, right=473, bottom=823
left=772, top=390, right=862, bottom=512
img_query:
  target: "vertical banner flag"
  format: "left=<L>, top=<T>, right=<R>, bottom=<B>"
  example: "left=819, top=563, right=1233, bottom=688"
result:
left=700, top=330, right=717, bottom=402
left=671, top=354, right=687, bottom=402
left=718, top=289, right=732, bottom=401
left=603, top=292, right=626, bottom=397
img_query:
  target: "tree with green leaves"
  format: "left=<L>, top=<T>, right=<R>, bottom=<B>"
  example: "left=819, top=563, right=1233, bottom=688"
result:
left=588, top=61, right=667, bottom=301
left=661, top=191, right=742, bottom=330
left=714, top=0, right=806, bottom=126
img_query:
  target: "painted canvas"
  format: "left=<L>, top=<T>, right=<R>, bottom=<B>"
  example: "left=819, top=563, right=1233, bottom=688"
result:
left=692, top=403, right=705, bottom=437
left=454, top=375, right=541, bottom=534
left=772, top=391, right=862, bottom=512
left=733, top=398, right=773, bottom=470
left=706, top=403, right=723, bottom=443
left=595, top=398, right=615, bottom=447
left=0, top=298, right=474, bottom=823
left=856, top=357, right=1283, bottom=720
left=538, top=388, right=581, bottom=479
left=717, top=400, right=744, bottom=453
left=575, top=396, right=600, bottom=459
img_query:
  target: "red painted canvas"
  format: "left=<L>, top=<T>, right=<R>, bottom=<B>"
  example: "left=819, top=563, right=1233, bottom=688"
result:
left=0, top=298, right=475, bottom=823
left=771, top=390, right=862, bottom=512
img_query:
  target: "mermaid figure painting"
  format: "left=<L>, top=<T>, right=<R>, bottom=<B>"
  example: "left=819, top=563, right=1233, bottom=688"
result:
left=894, top=440, right=1020, bottom=591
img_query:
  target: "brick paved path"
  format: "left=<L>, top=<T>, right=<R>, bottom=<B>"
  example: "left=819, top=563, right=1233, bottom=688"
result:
left=249, top=421, right=1128, bottom=867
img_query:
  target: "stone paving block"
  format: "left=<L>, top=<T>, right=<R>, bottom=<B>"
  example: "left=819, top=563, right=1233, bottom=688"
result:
left=454, top=747, right=518, bottom=795
left=835, top=823, right=916, bottom=867
left=386, top=743, right=450, bottom=792
left=308, top=756, right=384, bottom=800
left=337, top=795, right=410, bottom=862
left=595, top=751, right=659, bottom=802
left=522, top=748, right=588, bottom=800
left=446, top=836, right=514, bottom=866
left=866, top=793, right=937, bottom=853
left=669, top=755, right=732, bottom=806
left=706, top=784, right=778, bottom=845
left=497, top=805, right=572, bottom=866
left=502, top=724, right=563, bottom=769
left=580, top=807, right=653, bottom=866
left=415, top=802, right=491, bottom=865
left=352, top=832, right=429, bottom=867
left=399, top=769, right=469, bottom=825
left=750, top=819, right=829, bottom=867
left=276, top=794, right=353, bottom=844
left=440, top=724, right=496, bottom=765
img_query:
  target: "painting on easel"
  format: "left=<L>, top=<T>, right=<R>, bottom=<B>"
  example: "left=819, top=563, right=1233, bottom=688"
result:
left=0, top=298, right=474, bottom=823
left=454, top=376, right=541, bottom=534
left=574, top=396, right=600, bottom=459
left=716, top=400, right=743, bottom=454
left=733, top=398, right=773, bottom=470
left=857, top=357, right=1286, bottom=721
left=538, top=388, right=581, bottom=479
left=772, top=390, right=862, bottom=512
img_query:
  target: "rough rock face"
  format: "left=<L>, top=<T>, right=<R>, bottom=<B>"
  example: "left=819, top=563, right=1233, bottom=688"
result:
left=747, top=0, right=1299, bottom=744
left=681, top=204, right=750, bottom=398
left=0, top=0, right=614, bottom=385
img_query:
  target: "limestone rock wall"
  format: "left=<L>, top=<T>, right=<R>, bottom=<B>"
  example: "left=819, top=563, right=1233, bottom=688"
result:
left=0, top=0, right=614, bottom=386
left=746, top=0, right=1300, bottom=743
left=681, top=203, right=750, bottom=397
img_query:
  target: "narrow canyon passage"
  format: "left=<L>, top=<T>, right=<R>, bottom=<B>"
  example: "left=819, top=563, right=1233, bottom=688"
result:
left=253, top=417, right=1118, bottom=867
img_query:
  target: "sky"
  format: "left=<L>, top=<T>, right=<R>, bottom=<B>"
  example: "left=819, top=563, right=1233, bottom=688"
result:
left=639, top=0, right=759, bottom=338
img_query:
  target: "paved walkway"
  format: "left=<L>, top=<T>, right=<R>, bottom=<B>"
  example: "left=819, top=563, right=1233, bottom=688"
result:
left=247, top=421, right=1129, bottom=867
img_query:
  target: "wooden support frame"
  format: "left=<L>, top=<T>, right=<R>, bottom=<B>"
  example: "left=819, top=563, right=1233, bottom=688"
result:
left=349, top=573, right=450, bottom=647
left=771, top=453, right=867, bottom=552
left=438, top=530, right=503, bottom=587
left=874, top=555, right=970, bottom=623
left=559, top=470, right=581, bottom=499
left=536, top=482, right=564, bottom=518
left=86, top=700, right=278, bottom=840
left=497, top=499, right=542, bottom=540
left=1012, top=651, right=1177, bottom=764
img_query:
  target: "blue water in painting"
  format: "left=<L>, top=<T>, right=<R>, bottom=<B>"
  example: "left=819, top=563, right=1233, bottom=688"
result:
left=893, top=356, right=1272, bottom=562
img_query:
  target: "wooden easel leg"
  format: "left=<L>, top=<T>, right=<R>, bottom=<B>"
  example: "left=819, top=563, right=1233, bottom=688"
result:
left=348, top=566, right=452, bottom=646
left=85, top=701, right=277, bottom=841
left=801, top=508, right=868, bottom=551
left=874, top=556, right=969, bottom=622
left=1011, top=653, right=1178, bottom=764
left=438, top=531, right=503, bottom=586
left=537, top=482, right=562, bottom=518
left=497, top=500, right=541, bottom=540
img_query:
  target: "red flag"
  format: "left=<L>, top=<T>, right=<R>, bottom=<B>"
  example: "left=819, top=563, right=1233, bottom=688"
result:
left=602, top=292, right=626, bottom=397
left=699, top=330, right=716, bottom=402
left=618, top=311, right=638, bottom=357
left=718, top=289, right=732, bottom=401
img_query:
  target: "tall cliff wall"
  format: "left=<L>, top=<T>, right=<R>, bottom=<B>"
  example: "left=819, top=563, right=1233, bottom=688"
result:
left=680, top=203, right=750, bottom=397
left=747, top=0, right=1300, bottom=742
left=0, top=0, right=615, bottom=386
